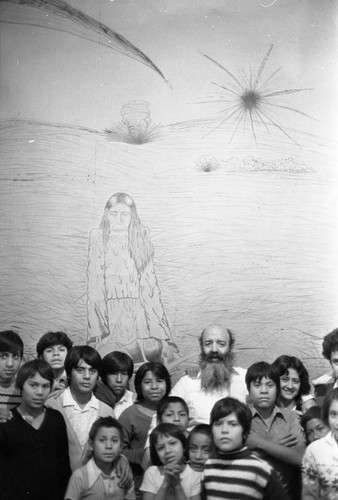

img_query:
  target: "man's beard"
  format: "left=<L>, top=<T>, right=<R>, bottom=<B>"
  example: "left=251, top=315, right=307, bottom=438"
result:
left=200, top=351, right=235, bottom=391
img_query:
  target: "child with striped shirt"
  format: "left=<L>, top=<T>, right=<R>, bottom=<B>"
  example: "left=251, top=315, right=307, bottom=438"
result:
left=202, top=397, right=289, bottom=500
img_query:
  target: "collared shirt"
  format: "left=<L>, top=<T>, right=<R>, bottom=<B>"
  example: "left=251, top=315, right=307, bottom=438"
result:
left=171, top=367, right=247, bottom=430
left=87, top=458, right=125, bottom=496
left=114, top=389, right=136, bottom=419
left=250, top=404, right=306, bottom=449
left=65, top=457, right=135, bottom=500
left=302, top=431, right=338, bottom=500
left=63, top=387, right=99, bottom=447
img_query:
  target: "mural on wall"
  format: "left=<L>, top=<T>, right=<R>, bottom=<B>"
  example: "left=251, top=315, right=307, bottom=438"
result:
left=0, top=0, right=167, bottom=83
left=0, top=0, right=338, bottom=379
left=87, top=192, right=179, bottom=365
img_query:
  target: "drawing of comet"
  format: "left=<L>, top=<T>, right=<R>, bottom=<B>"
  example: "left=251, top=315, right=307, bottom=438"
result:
left=0, top=0, right=167, bottom=83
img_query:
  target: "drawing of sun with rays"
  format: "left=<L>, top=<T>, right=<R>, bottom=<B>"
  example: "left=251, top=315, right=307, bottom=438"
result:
left=199, top=44, right=315, bottom=145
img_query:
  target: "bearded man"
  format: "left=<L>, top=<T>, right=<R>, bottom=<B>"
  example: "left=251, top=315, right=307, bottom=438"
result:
left=171, top=324, right=247, bottom=430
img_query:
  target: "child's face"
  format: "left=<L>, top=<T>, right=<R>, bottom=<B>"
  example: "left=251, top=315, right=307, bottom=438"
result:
left=330, top=350, right=338, bottom=380
left=279, top=368, right=301, bottom=403
left=141, top=370, right=166, bottom=404
left=42, top=344, right=68, bottom=372
left=328, top=399, right=338, bottom=442
left=106, top=371, right=129, bottom=397
left=0, top=351, right=21, bottom=384
left=161, top=402, right=189, bottom=432
left=188, top=432, right=213, bottom=471
left=155, top=433, right=184, bottom=465
left=305, top=418, right=329, bottom=444
left=21, top=372, right=51, bottom=410
left=70, top=359, right=98, bottom=394
left=249, top=376, right=277, bottom=411
left=212, top=412, right=243, bottom=453
left=90, top=426, right=123, bottom=465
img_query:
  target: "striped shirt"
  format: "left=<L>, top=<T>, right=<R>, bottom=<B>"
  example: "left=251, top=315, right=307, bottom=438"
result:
left=0, top=383, right=21, bottom=409
left=202, top=447, right=289, bottom=500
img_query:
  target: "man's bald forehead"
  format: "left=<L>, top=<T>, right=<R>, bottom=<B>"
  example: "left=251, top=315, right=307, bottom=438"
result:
left=202, top=324, right=228, bottom=338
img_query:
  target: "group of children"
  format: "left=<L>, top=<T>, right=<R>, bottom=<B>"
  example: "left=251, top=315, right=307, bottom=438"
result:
left=1, top=328, right=338, bottom=500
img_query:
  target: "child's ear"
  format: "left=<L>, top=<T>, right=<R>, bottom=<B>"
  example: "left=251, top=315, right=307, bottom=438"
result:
left=88, top=439, right=94, bottom=451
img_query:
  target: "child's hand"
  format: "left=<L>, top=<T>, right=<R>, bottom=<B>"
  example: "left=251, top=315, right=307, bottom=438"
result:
left=275, top=433, right=299, bottom=447
left=0, top=408, right=13, bottom=423
left=185, top=365, right=199, bottom=379
left=116, top=455, right=133, bottom=488
left=163, top=463, right=182, bottom=488
left=164, top=463, right=182, bottom=477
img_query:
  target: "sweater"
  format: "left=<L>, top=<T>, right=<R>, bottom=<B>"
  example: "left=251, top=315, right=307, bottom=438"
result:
left=0, top=406, right=71, bottom=500
left=202, top=447, right=290, bottom=500
left=118, top=403, right=154, bottom=491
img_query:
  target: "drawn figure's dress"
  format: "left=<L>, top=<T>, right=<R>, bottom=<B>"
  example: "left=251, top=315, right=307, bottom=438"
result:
left=87, top=229, right=173, bottom=362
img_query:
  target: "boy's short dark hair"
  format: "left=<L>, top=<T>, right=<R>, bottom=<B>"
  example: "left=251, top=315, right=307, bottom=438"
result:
left=65, top=345, right=101, bottom=379
left=301, top=406, right=322, bottom=430
left=0, top=330, right=24, bottom=357
left=15, top=359, right=54, bottom=391
left=157, top=396, right=189, bottom=424
left=245, top=361, right=280, bottom=392
left=89, top=416, right=124, bottom=442
left=150, top=423, right=188, bottom=466
left=188, top=424, right=213, bottom=445
left=210, top=397, right=252, bottom=444
left=36, top=331, right=73, bottom=357
left=100, top=351, right=134, bottom=384
left=321, top=387, right=338, bottom=427
left=322, top=328, right=338, bottom=360
left=134, top=362, right=171, bottom=402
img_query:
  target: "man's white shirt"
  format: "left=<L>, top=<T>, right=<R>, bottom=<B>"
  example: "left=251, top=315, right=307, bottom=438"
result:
left=171, top=367, right=247, bottom=430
